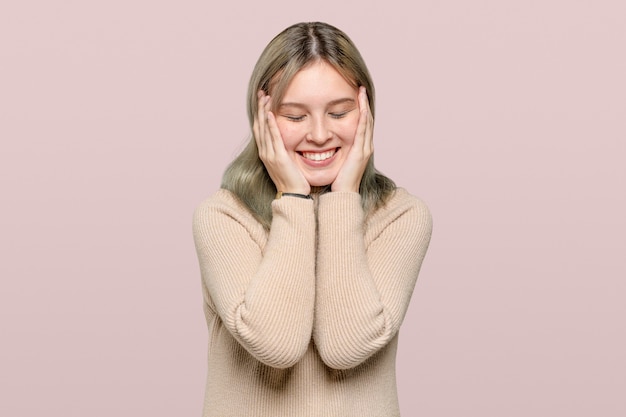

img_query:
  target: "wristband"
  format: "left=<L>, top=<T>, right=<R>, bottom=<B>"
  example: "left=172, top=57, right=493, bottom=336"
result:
left=275, top=191, right=313, bottom=200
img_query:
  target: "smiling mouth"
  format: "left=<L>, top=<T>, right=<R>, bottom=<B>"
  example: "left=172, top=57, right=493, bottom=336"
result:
left=299, top=148, right=338, bottom=162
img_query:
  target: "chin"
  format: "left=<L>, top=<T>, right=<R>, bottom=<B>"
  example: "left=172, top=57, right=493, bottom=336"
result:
left=306, top=176, right=336, bottom=188
left=302, top=162, right=344, bottom=188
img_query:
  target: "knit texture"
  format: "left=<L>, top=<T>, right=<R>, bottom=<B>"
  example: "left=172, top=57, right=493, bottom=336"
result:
left=192, top=188, right=432, bottom=417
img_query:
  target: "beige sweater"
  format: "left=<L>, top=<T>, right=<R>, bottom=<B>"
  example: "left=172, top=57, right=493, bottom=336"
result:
left=193, top=188, right=432, bottom=417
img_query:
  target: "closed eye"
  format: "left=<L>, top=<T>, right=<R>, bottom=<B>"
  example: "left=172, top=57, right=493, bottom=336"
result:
left=283, top=114, right=306, bottom=122
left=329, top=111, right=350, bottom=119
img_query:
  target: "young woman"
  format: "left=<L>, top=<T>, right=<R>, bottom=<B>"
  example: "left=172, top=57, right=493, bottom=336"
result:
left=193, top=21, right=432, bottom=417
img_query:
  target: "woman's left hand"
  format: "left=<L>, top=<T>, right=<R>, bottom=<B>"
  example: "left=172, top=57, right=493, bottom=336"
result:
left=331, top=86, right=374, bottom=193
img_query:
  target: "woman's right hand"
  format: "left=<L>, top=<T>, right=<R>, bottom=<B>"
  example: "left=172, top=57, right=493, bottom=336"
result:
left=253, top=91, right=311, bottom=195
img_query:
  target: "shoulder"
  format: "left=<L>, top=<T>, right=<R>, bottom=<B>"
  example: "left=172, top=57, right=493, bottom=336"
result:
left=365, top=188, right=432, bottom=240
left=194, top=189, right=247, bottom=215
left=194, top=189, right=246, bottom=222
left=374, top=188, right=431, bottom=223
left=193, top=189, right=265, bottom=246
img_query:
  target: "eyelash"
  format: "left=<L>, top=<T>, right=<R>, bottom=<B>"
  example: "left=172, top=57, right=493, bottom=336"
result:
left=330, top=111, right=348, bottom=119
left=284, top=111, right=349, bottom=122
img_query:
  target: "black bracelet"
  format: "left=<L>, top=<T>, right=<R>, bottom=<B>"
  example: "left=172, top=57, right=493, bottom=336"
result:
left=275, top=191, right=313, bottom=200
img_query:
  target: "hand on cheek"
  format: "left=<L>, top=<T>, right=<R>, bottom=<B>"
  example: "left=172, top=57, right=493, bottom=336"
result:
left=331, top=87, right=373, bottom=193
left=253, top=91, right=311, bottom=195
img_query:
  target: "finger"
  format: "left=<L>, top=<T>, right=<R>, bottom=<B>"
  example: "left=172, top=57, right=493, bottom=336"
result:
left=354, top=87, right=369, bottom=151
left=253, top=116, right=261, bottom=151
left=254, top=92, right=267, bottom=152
left=361, top=87, right=374, bottom=156
left=266, top=111, right=286, bottom=155
left=257, top=93, right=273, bottom=156
left=262, top=95, right=273, bottom=140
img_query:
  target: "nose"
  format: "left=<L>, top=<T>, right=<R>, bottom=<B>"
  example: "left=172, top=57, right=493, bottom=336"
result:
left=306, top=117, right=332, bottom=144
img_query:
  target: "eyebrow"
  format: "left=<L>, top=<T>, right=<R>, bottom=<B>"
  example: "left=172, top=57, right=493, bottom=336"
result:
left=279, top=98, right=356, bottom=109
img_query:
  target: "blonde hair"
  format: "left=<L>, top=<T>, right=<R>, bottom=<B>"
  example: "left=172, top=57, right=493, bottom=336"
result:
left=222, top=22, right=396, bottom=229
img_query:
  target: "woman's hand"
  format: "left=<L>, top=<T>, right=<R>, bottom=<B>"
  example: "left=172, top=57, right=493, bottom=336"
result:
left=331, top=87, right=373, bottom=193
left=253, top=91, right=310, bottom=195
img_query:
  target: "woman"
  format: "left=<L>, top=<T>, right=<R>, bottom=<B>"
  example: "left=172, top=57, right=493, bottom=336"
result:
left=193, top=22, right=432, bottom=417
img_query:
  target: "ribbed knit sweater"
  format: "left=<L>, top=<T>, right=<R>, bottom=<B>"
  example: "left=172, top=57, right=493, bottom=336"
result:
left=192, top=188, right=432, bottom=417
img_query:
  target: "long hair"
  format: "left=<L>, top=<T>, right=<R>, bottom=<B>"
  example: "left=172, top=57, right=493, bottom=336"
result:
left=222, top=22, right=396, bottom=229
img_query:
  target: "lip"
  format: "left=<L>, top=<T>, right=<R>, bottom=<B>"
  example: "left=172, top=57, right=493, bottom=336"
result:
left=297, top=147, right=339, bottom=168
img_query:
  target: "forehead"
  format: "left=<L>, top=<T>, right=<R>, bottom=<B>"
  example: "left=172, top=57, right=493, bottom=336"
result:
left=281, top=61, right=357, bottom=104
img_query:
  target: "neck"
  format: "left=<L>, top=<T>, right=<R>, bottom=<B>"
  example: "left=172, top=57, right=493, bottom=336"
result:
left=310, top=185, right=331, bottom=195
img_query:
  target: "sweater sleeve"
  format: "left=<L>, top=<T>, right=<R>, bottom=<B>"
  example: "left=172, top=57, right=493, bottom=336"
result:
left=313, top=190, right=432, bottom=369
left=192, top=191, right=316, bottom=369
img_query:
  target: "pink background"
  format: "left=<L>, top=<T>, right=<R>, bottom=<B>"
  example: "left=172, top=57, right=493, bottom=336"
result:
left=1, top=1, right=624, bottom=415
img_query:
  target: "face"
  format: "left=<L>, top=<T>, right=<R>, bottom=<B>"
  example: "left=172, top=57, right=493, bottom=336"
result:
left=274, top=60, right=360, bottom=187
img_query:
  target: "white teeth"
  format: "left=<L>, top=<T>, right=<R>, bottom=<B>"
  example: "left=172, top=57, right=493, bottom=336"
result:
left=302, top=149, right=336, bottom=161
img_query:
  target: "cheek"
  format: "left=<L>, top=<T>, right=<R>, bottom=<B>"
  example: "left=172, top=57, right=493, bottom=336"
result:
left=336, top=118, right=359, bottom=145
left=276, top=121, right=303, bottom=151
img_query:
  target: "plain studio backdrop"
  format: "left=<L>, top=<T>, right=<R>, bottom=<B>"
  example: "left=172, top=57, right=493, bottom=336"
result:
left=1, top=1, right=624, bottom=416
